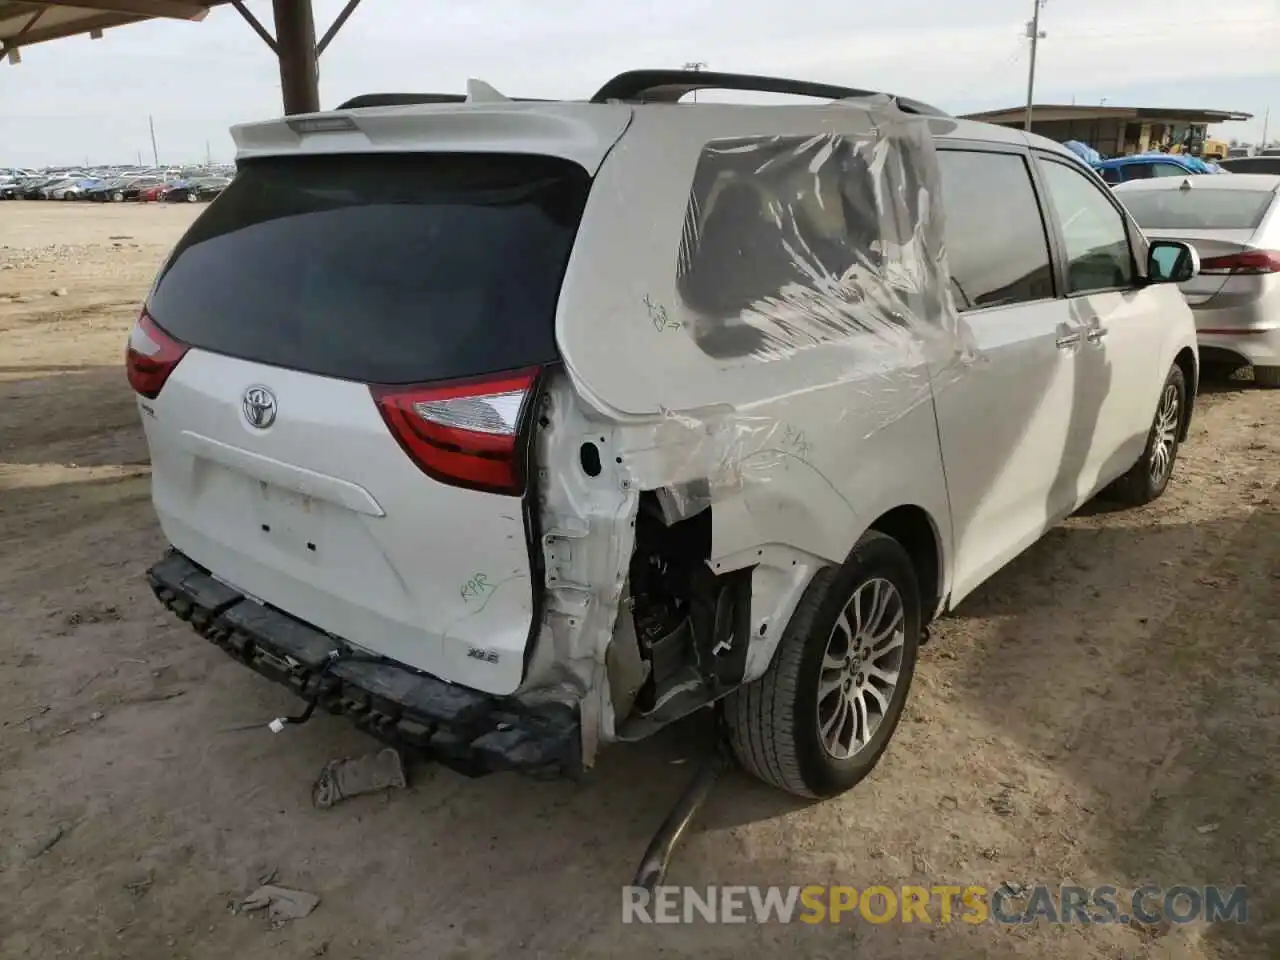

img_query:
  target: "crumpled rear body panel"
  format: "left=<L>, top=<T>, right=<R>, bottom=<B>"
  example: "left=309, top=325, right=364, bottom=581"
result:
left=532, top=98, right=971, bottom=763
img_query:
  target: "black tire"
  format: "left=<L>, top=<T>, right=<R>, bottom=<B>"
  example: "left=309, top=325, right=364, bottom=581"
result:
left=1108, top=363, right=1185, bottom=505
left=1253, top=366, right=1280, bottom=389
left=725, top=530, right=921, bottom=799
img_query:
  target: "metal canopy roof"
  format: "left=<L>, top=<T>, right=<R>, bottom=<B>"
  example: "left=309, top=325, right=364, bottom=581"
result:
left=963, top=104, right=1253, bottom=125
left=0, top=1, right=228, bottom=58
left=0, top=0, right=358, bottom=114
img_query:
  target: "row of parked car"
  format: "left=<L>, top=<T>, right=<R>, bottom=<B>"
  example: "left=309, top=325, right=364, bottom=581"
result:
left=1092, top=150, right=1280, bottom=185
left=0, top=168, right=232, bottom=204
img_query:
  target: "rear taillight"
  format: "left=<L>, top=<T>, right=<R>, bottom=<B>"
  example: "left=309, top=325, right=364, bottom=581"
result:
left=1198, top=250, right=1280, bottom=275
left=125, top=309, right=189, bottom=399
left=370, top=367, right=541, bottom=496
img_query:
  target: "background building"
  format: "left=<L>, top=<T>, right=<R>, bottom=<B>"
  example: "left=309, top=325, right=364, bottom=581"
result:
left=960, top=104, right=1252, bottom=160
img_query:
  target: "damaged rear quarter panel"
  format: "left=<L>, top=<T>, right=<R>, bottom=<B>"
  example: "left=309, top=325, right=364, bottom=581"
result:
left=539, top=101, right=969, bottom=758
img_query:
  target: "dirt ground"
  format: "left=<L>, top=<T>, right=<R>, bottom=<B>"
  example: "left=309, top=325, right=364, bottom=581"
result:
left=1, top=203, right=1276, bottom=960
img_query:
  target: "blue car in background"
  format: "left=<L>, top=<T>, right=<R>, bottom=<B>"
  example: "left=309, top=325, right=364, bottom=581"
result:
left=1092, top=153, right=1225, bottom=186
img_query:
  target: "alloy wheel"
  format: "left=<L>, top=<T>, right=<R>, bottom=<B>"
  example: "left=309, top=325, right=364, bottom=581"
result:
left=817, top=577, right=906, bottom=760
left=1149, top=383, right=1180, bottom=485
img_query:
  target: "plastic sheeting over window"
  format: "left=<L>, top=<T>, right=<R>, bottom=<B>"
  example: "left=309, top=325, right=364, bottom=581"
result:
left=555, top=96, right=977, bottom=526
left=672, top=121, right=965, bottom=367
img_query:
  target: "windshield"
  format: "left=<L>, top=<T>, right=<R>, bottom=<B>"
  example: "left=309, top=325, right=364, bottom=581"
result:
left=1119, top=189, right=1275, bottom=231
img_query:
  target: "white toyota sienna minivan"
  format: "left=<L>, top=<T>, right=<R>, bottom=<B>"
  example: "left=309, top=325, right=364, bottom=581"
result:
left=131, top=70, right=1202, bottom=799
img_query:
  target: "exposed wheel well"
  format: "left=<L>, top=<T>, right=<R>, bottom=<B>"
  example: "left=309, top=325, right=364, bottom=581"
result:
left=868, top=505, right=941, bottom=621
left=1173, top=347, right=1197, bottom=441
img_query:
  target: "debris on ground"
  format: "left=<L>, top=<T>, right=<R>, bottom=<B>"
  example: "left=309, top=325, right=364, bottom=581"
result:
left=989, top=787, right=1018, bottom=817
left=74, top=670, right=104, bottom=695
left=27, top=822, right=72, bottom=859
left=235, top=885, right=320, bottom=922
left=1129, top=912, right=1173, bottom=940
left=123, top=870, right=154, bottom=897
left=312, top=747, right=406, bottom=809
left=124, top=689, right=186, bottom=705
left=12, top=704, right=51, bottom=729
left=1195, top=822, right=1220, bottom=834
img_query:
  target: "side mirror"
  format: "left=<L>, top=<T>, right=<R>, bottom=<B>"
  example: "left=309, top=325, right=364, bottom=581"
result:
left=1148, top=240, right=1199, bottom=283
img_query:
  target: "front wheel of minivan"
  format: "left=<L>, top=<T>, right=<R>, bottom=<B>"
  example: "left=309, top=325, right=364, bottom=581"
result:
left=1106, top=363, right=1186, bottom=506
left=725, top=531, right=921, bottom=799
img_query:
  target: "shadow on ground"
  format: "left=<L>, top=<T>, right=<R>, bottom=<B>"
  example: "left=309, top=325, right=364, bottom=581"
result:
left=943, top=495, right=1279, bottom=955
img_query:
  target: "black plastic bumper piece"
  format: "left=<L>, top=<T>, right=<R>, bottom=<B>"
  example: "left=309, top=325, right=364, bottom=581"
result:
left=147, top=550, right=581, bottom=779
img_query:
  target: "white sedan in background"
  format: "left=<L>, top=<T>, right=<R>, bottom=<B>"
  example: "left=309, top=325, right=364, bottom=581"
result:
left=1116, top=173, right=1280, bottom=387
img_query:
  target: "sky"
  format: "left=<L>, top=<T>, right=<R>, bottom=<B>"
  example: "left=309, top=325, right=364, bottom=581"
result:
left=2, top=0, right=1279, bottom=167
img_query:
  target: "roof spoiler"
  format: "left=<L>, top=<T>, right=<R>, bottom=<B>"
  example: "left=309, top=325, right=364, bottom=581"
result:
left=334, top=70, right=950, bottom=118
left=590, top=69, right=950, bottom=117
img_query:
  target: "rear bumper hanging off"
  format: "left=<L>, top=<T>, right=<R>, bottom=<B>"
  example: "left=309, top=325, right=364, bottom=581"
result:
left=147, top=550, right=581, bottom=779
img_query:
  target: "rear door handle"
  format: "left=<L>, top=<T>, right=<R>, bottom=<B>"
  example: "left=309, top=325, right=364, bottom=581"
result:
left=1056, top=332, right=1082, bottom=349
left=1086, top=326, right=1109, bottom=343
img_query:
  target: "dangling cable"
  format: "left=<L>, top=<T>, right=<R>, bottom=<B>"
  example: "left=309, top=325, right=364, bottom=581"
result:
left=267, top=648, right=393, bottom=733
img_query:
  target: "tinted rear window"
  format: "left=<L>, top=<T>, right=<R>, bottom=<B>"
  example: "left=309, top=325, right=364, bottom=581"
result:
left=147, top=153, right=591, bottom=384
left=1119, top=188, right=1275, bottom=231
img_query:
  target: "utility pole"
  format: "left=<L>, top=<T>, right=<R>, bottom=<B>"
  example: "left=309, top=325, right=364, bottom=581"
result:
left=683, top=61, right=707, bottom=102
left=1262, top=106, right=1271, bottom=148
left=149, top=115, right=159, bottom=167
left=1023, top=0, right=1047, bottom=131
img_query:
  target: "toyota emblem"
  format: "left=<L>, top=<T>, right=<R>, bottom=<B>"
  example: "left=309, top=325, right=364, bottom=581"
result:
left=242, top=384, right=278, bottom=430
